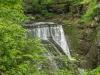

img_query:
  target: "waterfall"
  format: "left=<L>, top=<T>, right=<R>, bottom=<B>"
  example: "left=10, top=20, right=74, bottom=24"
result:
left=27, top=22, right=71, bottom=59
left=25, top=22, right=85, bottom=75
left=50, top=25, right=71, bottom=59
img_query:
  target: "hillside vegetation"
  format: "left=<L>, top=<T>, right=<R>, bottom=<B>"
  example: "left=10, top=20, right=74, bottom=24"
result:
left=0, top=0, right=100, bottom=75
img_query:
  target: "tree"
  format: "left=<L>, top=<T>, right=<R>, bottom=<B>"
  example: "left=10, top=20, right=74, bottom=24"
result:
left=0, top=0, right=46, bottom=75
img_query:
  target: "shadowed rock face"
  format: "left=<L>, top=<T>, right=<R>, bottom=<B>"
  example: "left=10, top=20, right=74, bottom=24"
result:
left=79, top=25, right=99, bottom=69
left=24, top=0, right=71, bottom=14
left=65, top=22, right=100, bottom=69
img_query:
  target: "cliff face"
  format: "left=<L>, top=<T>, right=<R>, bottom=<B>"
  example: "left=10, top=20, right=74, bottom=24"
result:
left=24, top=0, right=100, bottom=69
left=64, top=21, right=99, bottom=69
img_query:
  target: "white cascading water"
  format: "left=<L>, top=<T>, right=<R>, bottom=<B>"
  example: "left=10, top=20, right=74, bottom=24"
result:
left=27, top=22, right=71, bottom=59
left=50, top=25, right=71, bottom=59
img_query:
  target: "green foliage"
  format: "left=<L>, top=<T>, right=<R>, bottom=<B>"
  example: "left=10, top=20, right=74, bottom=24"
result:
left=42, top=0, right=55, bottom=5
left=0, top=0, right=26, bottom=23
left=69, top=0, right=83, bottom=5
left=0, top=0, right=46, bottom=75
left=81, top=0, right=97, bottom=22
left=57, top=69, right=74, bottom=75
left=84, top=67, right=100, bottom=75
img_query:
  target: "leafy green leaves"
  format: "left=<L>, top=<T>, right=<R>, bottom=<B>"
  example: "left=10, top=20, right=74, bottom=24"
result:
left=84, top=67, right=100, bottom=75
left=0, top=21, right=46, bottom=75
left=0, top=0, right=47, bottom=75
left=0, top=0, right=26, bottom=23
left=82, top=0, right=97, bottom=22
